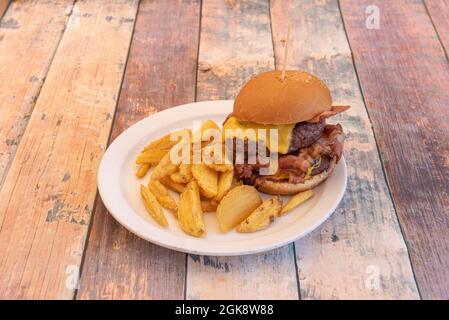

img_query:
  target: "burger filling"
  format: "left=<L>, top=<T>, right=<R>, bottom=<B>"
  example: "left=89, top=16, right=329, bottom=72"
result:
left=234, top=124, right=344, bottom=186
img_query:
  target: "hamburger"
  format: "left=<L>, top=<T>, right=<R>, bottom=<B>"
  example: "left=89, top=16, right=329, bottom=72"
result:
left=223, top=70, right=349, bottom=195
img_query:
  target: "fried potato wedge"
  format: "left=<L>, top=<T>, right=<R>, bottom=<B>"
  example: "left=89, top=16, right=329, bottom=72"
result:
left=148, top=180, right=177, bottom=211
left=178, top=180, right=205, bottom=237
left=237, top=197, right=282, bottom=233
left=192, top=163, right=218, bottom=198
left=214, top=169, right=234, bottom=202
left=200, top=200, right=218, bottom=212
left=280, top=190, right=314, bottom=216
left=170, top=163, right=192, bottom=183
left=216, top=185, right=262, bottom=232
left=151, top=150, right=179, bottom=181
left=160, top=176, right=186, bottom=193
left=135, top=163, right=150, bottom=178
left=207, top=163, right=234, bottom=172
left=140, top=185, right=168, bottom=227
left=136, top=149, right=169, bottom=165
left=193, top=120, right=220, bottom=142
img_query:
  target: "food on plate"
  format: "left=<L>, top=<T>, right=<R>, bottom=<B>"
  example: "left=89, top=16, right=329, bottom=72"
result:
left=195, top=119, right=220, bottom=142
left=206, top=163, right=233, bottom=172
left=216, top=185, right=262, bottom=232
left=237, top=196, right=282, bottom=233
left=143, top=129, right=190, bottom=152
left=151, top=150, right=180, bottom=181
left=134, top=70, right=344, bottom=236
left=214, top=169, right=234, bottom=202
left=160, top=176, right=186, bottom=193
left=136, top=149, right=169, bottom=165
left=200, top=199, right=218, bottom=212
left=223, top=70, right=349, bottom=195
left=140, top=185, right=168, bottom=227
left=135, top=163, right=150, bottom=178
left=178, top=180, right=205, bottom=237
left=191, top=163, right=218, bottom=198
left=170, top=163, right=193, bottom=184
left=280, top=189, right=314, bottom=216
left=148, top=180, right=178, bottom=212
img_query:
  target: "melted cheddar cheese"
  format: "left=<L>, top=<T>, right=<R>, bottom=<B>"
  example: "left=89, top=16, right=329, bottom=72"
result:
left=222, top=117, right=295, bottom=154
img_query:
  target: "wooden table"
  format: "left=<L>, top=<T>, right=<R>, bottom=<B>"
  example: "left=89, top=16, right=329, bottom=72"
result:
left=0, top=0, right=448, bottom=300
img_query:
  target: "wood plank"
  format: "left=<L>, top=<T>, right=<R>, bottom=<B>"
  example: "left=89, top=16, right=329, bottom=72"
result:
left=270, top=0, right=419, bottom=299
left=0, top=0, right=9, bottom=19
left=0, top=0, right=72, bottom=194
left=424, top=0, right=449, bottom=56
left=0, top=0, right=138, bottom=299
left=186, top=0, right=299, bottom=300
left=77, top=0, right=201, bottom=300
left=340, top=0, right=449, bottom=299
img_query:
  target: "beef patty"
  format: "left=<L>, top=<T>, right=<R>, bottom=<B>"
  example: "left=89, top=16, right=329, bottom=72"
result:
left=288, top=120, right=325, bottom=152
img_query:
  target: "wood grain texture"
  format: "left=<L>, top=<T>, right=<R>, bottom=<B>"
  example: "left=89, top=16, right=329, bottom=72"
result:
left=340, top=0, right=449, bottom=299
left=0, top=0, right=72, bottom=195
left=187, top=0, right=299, bottom=300
left=424, top=0, right=449, bottom=56
left=77, top=0, right=201, bottom=300
left=271, top=0, right=419, bottom=299
left=0, top=0, right=9, bottom=19
left=0, top=0, right=138, bottom=299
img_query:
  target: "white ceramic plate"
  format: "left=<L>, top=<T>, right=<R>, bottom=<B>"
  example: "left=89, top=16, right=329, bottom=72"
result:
left=98, top=100, right=347, bottom=256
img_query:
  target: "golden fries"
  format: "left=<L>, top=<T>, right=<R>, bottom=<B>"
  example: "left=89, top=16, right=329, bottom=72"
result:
left=160, top=176, right=186, bottom=193
left=193, top=120, right=220, bottom=142
left=237, top=197, right=282, bottom=233
left=192, top=163, right=218, bottom=198
left=216, top=185, right=262, bottom=232
left=143, top=129, right=190, bottom=152
left=135, top=163, right=150, bottom=178
left=178, top=180, right=205, bottom=237
left=170, top=163, right=192, bottom=183
left=214, top=169, right=234, bottom=202
left=201, top=200, right=218, bottom=212
left=206, top=163, right=233, bottom=172
left=136, top=149, right=169, bottom=165
left=148, top=180, right=177, bottom=212
left=280, top=190, right=314, bottom=216
left=151, top=150, right=179, bottom=181
left=140, top=185, right=168, bottom=227
left=135, top=120, right=318, bottom=238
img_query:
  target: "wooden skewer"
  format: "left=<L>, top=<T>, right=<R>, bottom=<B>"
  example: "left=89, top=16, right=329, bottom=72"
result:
left=280, top=24, right=291, bottom=81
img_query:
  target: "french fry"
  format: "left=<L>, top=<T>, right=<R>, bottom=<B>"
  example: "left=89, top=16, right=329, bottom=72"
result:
left=206, top=163, right=233, bottom=172
left=279, top=190, right=314, bottom=216
left=143, top=129, right=190, bottom=152
left=216, top=185, right=262, bottom=232
left=140, top=185, right=168, bottom=227
left=193, top=120, right=220, bottom=142
left=135, top=163, right=150, bottom=178
left=136, top=149, right=169, bottom=165
left=191, top=163, right=218, bottom=198
left=170, top=163, right=192, bottom=183
left=237, top=197, right=282, bottom=233
left=179, top=163, right=193, bottom=181
left=201, top=200, right=218, bottom=212
left=178, top=180, right=205, bottom=237
left=160, top=176, right=186, bottom=193
left=151, top=149, right=179, bottom=181
left=214, top=169, right=234, bottom=202
left=148, top=180, right=177, bottom=211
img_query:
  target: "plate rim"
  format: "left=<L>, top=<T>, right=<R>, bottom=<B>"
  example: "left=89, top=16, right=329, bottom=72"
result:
left=97, top=100, right=347, bottom=256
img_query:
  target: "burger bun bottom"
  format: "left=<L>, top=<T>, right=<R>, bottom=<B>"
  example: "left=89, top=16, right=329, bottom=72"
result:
left=256, top=157, right=337, bottom=195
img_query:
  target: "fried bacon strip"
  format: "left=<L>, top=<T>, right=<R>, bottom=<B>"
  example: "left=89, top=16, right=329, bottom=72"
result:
left=307, top=105, right=350, bottom=123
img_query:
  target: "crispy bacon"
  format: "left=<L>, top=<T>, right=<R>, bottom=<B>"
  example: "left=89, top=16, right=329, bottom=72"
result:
left=308, top=105, right=350, bottom=123
left=278, top=124, right=344, bottom=176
